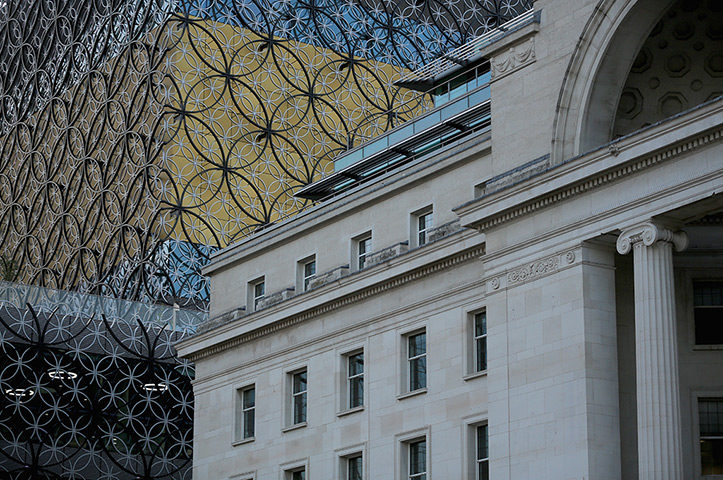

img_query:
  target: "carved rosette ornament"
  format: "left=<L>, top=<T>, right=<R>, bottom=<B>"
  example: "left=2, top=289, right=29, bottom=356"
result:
left=616, top=221, right=689, bottom=254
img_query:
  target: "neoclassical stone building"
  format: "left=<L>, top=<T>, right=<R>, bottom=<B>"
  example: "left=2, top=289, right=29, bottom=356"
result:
left=177, top=0, right=723, bottom=479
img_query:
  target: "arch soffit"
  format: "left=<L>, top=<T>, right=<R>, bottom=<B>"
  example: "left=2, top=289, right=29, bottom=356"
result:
left=551, top=0, right=676, bottom=164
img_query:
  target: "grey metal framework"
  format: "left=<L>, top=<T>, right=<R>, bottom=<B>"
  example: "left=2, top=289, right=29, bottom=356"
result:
left=0, top=0, right=531, bottom=308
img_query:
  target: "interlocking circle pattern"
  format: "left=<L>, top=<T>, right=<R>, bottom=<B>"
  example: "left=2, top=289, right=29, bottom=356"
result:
left=0, top=301, right=195, bottom=479
left=0, top=0, right=530, bottom=308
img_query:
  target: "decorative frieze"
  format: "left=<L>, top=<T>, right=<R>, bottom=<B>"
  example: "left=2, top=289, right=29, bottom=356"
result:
left=507, top=254, right=559, bottom=285
left=487, top=249, right=578, bottom=293
left=491, top=37, right=536, bottom=81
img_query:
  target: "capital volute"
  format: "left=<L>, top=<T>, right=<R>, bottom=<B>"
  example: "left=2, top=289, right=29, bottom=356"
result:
left=616, top=222, right=689, bottom=255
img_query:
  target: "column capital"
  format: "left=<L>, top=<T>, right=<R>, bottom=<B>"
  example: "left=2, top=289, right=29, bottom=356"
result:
left=616, top=222, right=689, bottom=255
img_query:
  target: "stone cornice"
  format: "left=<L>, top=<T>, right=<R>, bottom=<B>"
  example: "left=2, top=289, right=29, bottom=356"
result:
left=481, top=127, right=720, bottom=231
left=180, top=244, right=484, bottom=362
left=455, top=100, right=723, bottom=233
left=616, top=222, right=689, bottom=255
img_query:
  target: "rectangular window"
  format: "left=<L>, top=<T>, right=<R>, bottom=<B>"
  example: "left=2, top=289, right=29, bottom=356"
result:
left=408, top=332, right=427, bottom=391
left=241, top=386, right=255, bottom=439
left=474, top=312, right=487, bottom=372
left=287, top=468, right=306, bottom=480
left=408, top=440, right=427, bottom=480
left=303, top=260, right=316, bottom=292
left=476, top=425, right=489, bottom=480
left=292, top=370, right=308, bottom=424
left=417, top=211, right=433, bottom=246
left=253, top=281, right=265, bottom=310
left=247, top=277, right=265, bottom=312
left=694, top=282, right=723, bottom=345
left=700, top=398, right=723, bottom=475
left=347, top=352, right=364, bottom=409
left=358, top=236, right=371, bottom=270
left=347, top=454, right=363, bottom=480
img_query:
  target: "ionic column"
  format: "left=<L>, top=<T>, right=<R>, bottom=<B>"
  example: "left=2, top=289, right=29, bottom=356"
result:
left=616, top=222, right=688, bottom=480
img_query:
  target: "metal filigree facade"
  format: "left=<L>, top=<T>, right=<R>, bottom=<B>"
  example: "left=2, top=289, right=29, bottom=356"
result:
left=0, top=0, right=532, bottom=306
left=0, top=283, right=199, bottom=479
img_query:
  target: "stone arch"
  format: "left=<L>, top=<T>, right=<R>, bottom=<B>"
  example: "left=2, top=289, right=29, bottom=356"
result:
left=551, top=0, right=676, bottom=164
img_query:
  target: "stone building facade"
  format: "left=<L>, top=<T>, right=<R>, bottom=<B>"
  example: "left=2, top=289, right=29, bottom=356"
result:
left=177, top=0, right=723, bottom=479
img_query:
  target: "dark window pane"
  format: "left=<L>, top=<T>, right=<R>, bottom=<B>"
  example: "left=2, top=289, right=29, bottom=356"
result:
left=349, top=377, right=363, bottom=408
left=243, top=388, right=255, bottom=408
left=348, top=455, right=363, bottom=480
left=475, top=312, right=486, bottom=336
left=477, top=425, right=488, bottom=460
left=478, top=461, right=489, bottom=480
left=700, top=399, right=723, bottom=435
left=409, top=440, right=426, bottom=475
left=293, top=371, right=307, bottom=394
left=293, top=392, right=307, bottom=423
left=476, top=337, right=487, bottom=372
left=695, top=307, right=723, bottom=345
left=701, top=439, right=723, bottom=475
left=349, top=353, right=364, bottom=376
left=243, top=409, right=254, bottom=438
left=409, top=333, right=426, bottom=357
left=410, top=357, right=426, bottom=390
left=694, top=282, right=723, bottom=306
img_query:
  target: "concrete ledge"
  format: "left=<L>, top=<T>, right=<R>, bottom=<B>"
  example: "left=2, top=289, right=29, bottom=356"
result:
left=257, top=288, right=296, bottom=310
left=308, top=265, right=350, bottom=290
left=366, top=242, right=409, bottom=268
left=427, top=220, right=462, bottom=244
left=197, top=306, right=245, bottom=334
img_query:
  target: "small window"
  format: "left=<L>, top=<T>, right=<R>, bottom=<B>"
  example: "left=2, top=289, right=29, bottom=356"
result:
left=700, top=398, right=723, bottom=475
left=474, top=312, right=487, bottom=372
left=347, top=352, right=364, bottom=409
left=292, top=370, right=308, bottom=425
left=253, top=282, right=265, bottom=308
left=407, top=332, right=427, bottom=392
left=475, top=425, right=489, bottom=480
left=357, top=236, right=372, bottom=270
left=408, top=440, right=427, bottom=480
left=247, top=277, right=265, bottom=312
left=301, top=259, right=316, bottom=292
left=417, top=211, right=433, bottom=246
left=694, top=282, right=723, bottom=345
left=346, top=454, right=363, bottom=480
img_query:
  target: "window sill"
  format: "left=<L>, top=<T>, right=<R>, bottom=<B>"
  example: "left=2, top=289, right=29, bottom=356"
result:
left=231, top=437, right=255, bottom=447
left=282, top=422, right=307, bottom=433
left=397, top=388, right=427, bottom=401
left=463, top=370, right=488, bottom=381
left=337, top=405, right=364, bottom=417
left=693, top=344, right=723, bottom=351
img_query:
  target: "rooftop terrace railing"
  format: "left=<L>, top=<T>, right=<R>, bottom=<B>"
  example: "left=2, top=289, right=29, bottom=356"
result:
left=295, top=9, right=539, bottom=201
left=295, top=71, right=492, bottom=200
